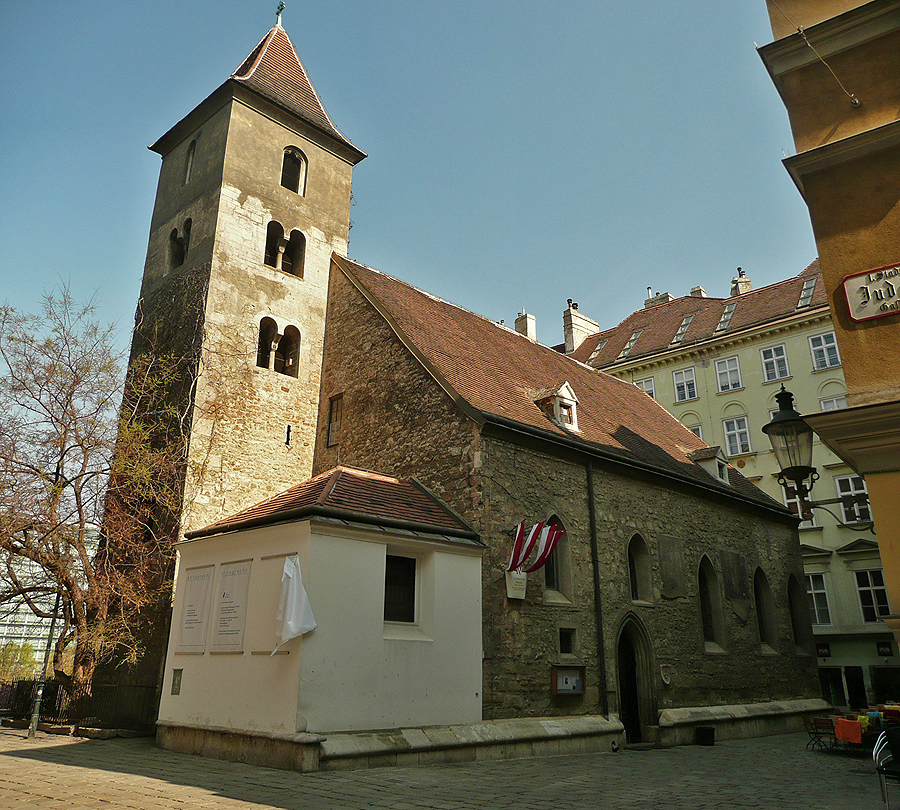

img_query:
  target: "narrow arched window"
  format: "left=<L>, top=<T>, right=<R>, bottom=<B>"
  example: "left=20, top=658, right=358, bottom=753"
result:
left=280, top=147, right=307, bottom=194
left=628, top=535, right=652, bottom=602
left=182, top=218, right=192, bottom=258
left=168, top=228, right=185, bottom=269
left=264, top=221, right=284, bottom=268
left=275, top=326, right=300, bottom=378
left=788, top=573, right=814, bottom=653
left=543, top=515, right=569, bottom=597
left=698, top=556, right=724, bottom=648
left=754, top=568, right=777, bottom=648
left=184, top=139, right=196, bottom=185
left=281, top=230, right=306, bottom=278
left=256, top=317, right=278, bottom=369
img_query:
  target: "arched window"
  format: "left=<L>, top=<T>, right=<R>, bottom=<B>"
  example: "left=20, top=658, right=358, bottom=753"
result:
left=628, top=535, right=652, bottom=602
left=184, top=139, right=196, bottom=185
left=280, top=147, right=307, bottom=195
left=281, top=230, right=306, bottom=278
left=256, top=317, right=278, bottom=369
left=275, top=326, right=300, bottom=378
left=754, top=568, right=777, bottom=649
left=264, top=221, right=284, bottom=268
left=543, top=515, right=570, bottom=598
left=168, top=228, right=185, bottom=269
left=698, top=556, right=724, bottom=649
left=788, top=573, right=814, bottom=653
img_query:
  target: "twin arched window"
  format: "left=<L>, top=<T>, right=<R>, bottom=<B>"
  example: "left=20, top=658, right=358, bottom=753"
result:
left=256, top=317, right=300, bottom=378
left=264, top=222, right=306, bottom=278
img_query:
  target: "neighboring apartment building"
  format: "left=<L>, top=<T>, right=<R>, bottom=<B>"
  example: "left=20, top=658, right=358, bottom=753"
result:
left=565, top=261, right=897, bottom=707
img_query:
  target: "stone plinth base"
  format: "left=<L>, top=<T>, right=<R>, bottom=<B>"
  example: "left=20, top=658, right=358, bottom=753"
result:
left=657, top=698, right=831, bottom=746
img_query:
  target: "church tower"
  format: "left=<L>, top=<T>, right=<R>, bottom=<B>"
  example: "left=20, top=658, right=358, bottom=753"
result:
left=133, top=13, right=365, bottom=537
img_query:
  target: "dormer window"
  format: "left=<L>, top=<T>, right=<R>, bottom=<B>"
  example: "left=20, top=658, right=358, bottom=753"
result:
left=587, top=340, right=608, bottom=366
left=559, top=402, right=575, bottom=425
left=689, top=446, right=731, bottom=486
left=617, top=330, right=642, bottom=359
left=536, top=382, right=580, bottom=432
left=715, top=301, right=737, bottom=332
left=797, top=277, right=816, bottom=308
left=671, top=315, right=694, bottom=344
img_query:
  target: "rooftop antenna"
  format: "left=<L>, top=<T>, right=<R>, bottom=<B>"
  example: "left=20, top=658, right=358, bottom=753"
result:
left=276, top=0, right=285, bottom=27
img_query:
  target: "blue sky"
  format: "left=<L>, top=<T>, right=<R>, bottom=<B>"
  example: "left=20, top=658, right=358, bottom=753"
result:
left=0, top=1, right=816, bottom=349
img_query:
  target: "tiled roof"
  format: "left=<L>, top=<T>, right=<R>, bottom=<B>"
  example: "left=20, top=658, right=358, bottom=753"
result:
left=572, top=260, right=826, bottom=368
left=187, top=466, right=479, bottom=541
left=334, top=256, right=786, bottom=513
left=231, top=26, right=360, bottom=153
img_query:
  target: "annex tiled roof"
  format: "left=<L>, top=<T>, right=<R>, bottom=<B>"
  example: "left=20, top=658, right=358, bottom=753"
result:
left=334, top=256, right=785, bottom=512
left=572, top=260, right=826, bottom=368
left=187, top=466, right=479, bottom=541
left=231, top=26, right=359, bottom=152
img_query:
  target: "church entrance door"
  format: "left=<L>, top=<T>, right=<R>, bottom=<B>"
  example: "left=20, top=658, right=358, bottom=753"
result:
left=617, top=619, right=652, bottom=744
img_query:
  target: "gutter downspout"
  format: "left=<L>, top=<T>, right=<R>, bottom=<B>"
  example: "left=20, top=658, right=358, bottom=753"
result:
left=586, top=461, right=609, bottom=718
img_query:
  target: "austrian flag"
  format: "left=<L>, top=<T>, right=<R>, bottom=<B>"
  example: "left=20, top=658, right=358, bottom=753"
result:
left=506, top=521, right=562, bottom=573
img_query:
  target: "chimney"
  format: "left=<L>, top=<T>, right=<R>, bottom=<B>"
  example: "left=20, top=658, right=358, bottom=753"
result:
left=690, top=285, right=708, bottom=298
left=563, top=300, right=599, bottom=354
left=643, top=291, right=676, bottom=308
left=515, top=310, right=537, bottom=341
left=730, top=267, right=752, bottom=296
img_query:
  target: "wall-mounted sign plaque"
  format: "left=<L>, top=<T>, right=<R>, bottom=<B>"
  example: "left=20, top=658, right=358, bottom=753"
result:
left=176, top=566, right=214, bottom=653
left=842, top=263, right=900, bottom=322
left=211, top=560, right=252, bottom=653
left=551, top=665, right=586, bottom=695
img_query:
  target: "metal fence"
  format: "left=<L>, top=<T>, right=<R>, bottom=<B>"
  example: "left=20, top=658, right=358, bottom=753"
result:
left=0, top=678, right=159, bottom=730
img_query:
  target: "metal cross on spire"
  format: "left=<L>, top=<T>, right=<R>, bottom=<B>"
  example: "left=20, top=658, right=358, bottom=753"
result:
left=276, top=1, right=285, bottom=27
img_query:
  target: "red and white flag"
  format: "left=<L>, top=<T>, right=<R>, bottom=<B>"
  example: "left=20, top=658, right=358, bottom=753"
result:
left=524, top=524, right=562, bottom=573
left=506, top=521, right=543, bottom=572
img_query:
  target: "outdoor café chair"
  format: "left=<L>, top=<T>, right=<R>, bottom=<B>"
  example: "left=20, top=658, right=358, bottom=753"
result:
left=874, top=730, right=900, bottom=808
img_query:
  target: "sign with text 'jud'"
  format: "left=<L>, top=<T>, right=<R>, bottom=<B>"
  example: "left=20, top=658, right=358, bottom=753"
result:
left=843, top=263, right=900, bottom=322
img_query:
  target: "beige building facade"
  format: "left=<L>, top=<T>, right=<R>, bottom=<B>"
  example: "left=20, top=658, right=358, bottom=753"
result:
left=567, top=263, right=897, bottom=706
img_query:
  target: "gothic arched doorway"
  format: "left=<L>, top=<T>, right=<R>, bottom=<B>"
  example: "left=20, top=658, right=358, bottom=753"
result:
left=616, top=617, right=654, bottom=744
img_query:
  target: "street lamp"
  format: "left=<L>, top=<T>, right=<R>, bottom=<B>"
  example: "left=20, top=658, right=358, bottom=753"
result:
left=762, top=386, right=819, bottom=519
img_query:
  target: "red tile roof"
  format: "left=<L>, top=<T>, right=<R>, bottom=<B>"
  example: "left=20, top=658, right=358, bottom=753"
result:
left=187, top=466, right=479, bottom=541
left=572, top=260, right=826, bottom=368
left=231, top=26, right=361, bottom=154
left=333, top=256, right=785, bottom=512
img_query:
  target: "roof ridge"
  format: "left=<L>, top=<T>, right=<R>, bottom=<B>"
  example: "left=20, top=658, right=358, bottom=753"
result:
left=231, top=28, right=275, bottom=81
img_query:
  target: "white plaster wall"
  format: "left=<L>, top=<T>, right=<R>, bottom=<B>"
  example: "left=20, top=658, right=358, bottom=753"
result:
left=158, top=519, right=483, bottom=736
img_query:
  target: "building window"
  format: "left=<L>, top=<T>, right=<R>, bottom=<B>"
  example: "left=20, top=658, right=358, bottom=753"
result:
left=256, top=317, right=278, bottom=369
left=809, top=332, right=841, bottom=370
left=671, top=314, right=694, bottom=344
left=618, top=330, right=643, bottom=359
left=835, top=475, right=870, bottom=524
left=326, top=394, right=343, bottom=446
left=627, top=534, right=652, bottom=602
left=686, top=423, right=702, bottom=439
left=543, top=516, right=570, bottom=599
left=264, top=222, right=305, bottom=277
left=715, top=301, right=737, bottom=332
left=797, top=277, right=817, bottom=308
left=715, top=357, right=742, bottom=392
left=635, top=377, right=655, bottom=399
left=184, top=139, right=196, bottom=185
left=761, top=345, right=790, bottom=382
left=673, top=368, right=697, bottom=402
left=754, top=568, right=777, bottom=648
left=855, top=569, right=890, bottom=623
left=384, top=554, right=416, bottom=623
left=587, top=340, right=608, bottom=366
left=806, top=573, right=831, bottom=625
left=784, top=486, right=815, bottom=528
left=280, top=147, right=308, bottom=194
left=168, top=219, right=191, bottom=270
left=820, top=395, right=847, bottom=411
left=264, top=221, right=284, bottom=267
left=723, top=416, right=751, bottom=456
left=698, top=556, right=724, bottom=648
left=558, top=627, right=576, bottom=655
left=273, top=326, right=300, bottom=378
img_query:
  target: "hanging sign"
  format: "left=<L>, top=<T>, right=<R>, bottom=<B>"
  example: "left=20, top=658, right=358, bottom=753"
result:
left=842, top=263, right=900, bottom=322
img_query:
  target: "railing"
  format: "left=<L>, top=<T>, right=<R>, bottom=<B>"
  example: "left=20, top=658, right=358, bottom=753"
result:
left=0, top=678, right=159, bottom=730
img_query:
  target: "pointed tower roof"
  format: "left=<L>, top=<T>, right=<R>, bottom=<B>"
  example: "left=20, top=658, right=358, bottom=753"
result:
left=231, top=25, right=357, bottom=151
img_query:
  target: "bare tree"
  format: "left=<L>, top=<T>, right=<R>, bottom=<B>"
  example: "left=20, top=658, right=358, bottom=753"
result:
left=0, top=290, right=185, bottom=705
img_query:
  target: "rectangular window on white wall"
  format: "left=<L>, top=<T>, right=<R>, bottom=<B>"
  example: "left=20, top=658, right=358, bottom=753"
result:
left=673, top=368, right=697, bottom=402
left=715, top=357, right=742, bottom=392
left=760, top=345, right=790, bottom=381
left=635, top=377, right=655, bottom=399
left=723, top=416, right=751, bottom=456
left=806, top=573, right=831, bottom=625
left=835, top=475, right=870, bottom=523
left=809, top=332, right=841, bottom=370
left=820, top=395, right=847, bottom=411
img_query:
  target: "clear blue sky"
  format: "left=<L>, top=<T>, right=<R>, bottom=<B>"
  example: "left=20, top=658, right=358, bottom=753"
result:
left=0, top=1, right=816, bottom=349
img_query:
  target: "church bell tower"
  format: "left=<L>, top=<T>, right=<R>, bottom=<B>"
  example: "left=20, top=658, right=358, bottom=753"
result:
left=132, top=12, right=365, bottom=536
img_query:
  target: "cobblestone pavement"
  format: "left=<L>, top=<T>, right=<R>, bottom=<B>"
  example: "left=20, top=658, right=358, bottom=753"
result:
left=0, top=728, right=885, bottom=809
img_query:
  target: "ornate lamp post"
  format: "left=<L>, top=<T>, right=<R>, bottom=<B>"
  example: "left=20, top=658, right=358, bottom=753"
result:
left=762, top=386, right=819, bottom=520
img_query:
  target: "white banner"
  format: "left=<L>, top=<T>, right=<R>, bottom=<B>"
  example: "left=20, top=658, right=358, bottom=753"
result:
left=273, top=555, right=316, bottom=654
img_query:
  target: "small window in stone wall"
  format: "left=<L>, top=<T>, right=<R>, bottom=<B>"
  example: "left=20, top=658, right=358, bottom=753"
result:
left=754, top=568, right=777, bottom=648
left=558, top=627, right=576, bottom=655
left=327, top=394, right=343, bottom=446
left=168, top=218, right=191, bottom=270
left=184, top=139, right=196, bottom=185
left=281, top=147, right=307, bottom=195
left=264, top=222, right=306, bottom=278
left=384, top=554, right=416, bottom=623
left=543, top=515, right=570, bottom=599
left=256, top=317, right=278, bottom=369
left=698, top=556, right=724, bottom=649
left=628, top=535, right=652, bottom=602
left=274, top=326, right=300, bottom=378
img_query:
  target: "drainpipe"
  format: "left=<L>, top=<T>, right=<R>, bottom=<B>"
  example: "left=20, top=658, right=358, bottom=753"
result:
left=586, top=461, right=609, bottom=718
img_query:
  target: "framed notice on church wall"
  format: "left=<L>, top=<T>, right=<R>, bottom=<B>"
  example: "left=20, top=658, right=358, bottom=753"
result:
left=176, top=565, right=214, bottom=654
left=211, top=560, right=252, bottom=653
